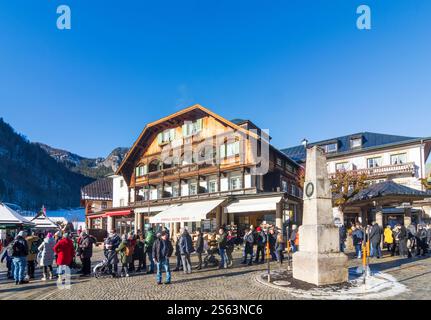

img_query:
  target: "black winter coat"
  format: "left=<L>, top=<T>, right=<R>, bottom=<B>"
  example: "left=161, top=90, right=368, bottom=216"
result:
left=152, top=238, right=173, bottom=262
left=195, top=234, right=204, bottom=254
left=369, top=224, right=382, bottom=245
left=79, top=235, right=95, bottom=259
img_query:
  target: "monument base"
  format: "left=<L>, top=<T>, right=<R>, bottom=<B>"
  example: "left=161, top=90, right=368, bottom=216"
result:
left=292, top=251, right=348, bottom=286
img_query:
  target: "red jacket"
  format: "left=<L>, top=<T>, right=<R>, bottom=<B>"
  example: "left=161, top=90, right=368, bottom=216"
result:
left=54, top=238, right=75, bottom=266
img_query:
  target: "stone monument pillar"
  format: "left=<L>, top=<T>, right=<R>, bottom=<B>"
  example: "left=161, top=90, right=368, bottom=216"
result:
left=292, top=146, right=348, bottom=286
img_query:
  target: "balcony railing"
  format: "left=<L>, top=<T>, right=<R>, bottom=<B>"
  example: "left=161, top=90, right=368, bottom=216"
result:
left=330, top=162, right=416, bottom=179
left=131, top=187, right=258, bottom=206
left=136, top=162, right=236, bottom=184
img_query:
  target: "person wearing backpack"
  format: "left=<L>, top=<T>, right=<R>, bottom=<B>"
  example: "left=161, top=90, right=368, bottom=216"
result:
left=26, top=231, right=42, bottom=279
left=11, top=231, right=29, bottom=285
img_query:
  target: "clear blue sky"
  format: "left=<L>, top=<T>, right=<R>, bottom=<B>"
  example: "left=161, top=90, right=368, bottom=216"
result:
left=1, top=0, right=430, bottom=158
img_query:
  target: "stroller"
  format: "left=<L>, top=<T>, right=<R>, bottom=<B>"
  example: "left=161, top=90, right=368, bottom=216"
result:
left=93, top=250, right=117, bottom=278
left=203, top=247, right=219, bottom=268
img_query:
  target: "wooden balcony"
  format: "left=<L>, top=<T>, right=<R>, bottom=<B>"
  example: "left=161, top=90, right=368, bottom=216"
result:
left=131, top=187, right=258, bottom=207
left=330, top=162, right=416, bottom=179
left=135, top=160, right=248, bottom=185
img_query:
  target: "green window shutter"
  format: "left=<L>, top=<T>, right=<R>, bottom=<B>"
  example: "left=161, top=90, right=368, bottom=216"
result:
left=143, top=165, right=148, bottom=174
left=182, top=124, right=187, bottom=136
left=234, top=140, right=240, bottom=155
left=220, top=144, right=226, bottom=158
left=157, top=132, right=163, bottom=144
left=197, top=118, right=203, bottom=131
left=170, top=128, right=175, bottom=141
left=135, top=167, right=140, bottom=177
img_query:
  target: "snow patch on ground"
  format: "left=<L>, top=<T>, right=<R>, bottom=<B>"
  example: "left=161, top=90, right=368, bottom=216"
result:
left=256, top=269, right=408, bottom=300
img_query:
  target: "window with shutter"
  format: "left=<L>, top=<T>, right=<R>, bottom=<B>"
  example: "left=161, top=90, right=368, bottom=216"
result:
left=220, top=144, right=226, bottom=158
left=157, top=132, right=163, bottom=144
left=135, top=167, right=140, bottom=177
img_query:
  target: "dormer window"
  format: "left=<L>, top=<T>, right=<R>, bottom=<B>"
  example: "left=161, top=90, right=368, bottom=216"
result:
left=322, top=142, right=338, bottom=153
left=350, top=137, right=362, bottom=149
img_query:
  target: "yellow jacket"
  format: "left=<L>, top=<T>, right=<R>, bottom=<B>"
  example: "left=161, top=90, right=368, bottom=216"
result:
left=384, top=228, right=393, bottom=244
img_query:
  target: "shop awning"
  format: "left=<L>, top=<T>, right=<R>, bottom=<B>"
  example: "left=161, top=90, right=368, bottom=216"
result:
left=105, top=210, right=132, bottom=217
left=87, top=213, right=106, bottom=219
left=224, top=196, right=282, bottom=213
left=134, top=205, right=173, bottom=214
left=149, top=199, right=225, bottom=223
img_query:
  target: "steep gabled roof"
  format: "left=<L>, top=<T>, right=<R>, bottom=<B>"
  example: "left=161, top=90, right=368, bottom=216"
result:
left=116, top=104, right=261, bottom=184
left=81, top=178, right=113, bottom=201
left=281, top=132, right=427, bottom=163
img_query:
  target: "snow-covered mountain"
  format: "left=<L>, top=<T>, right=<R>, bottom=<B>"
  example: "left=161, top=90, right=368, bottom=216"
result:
left=36, top=143, right=128, bottom=179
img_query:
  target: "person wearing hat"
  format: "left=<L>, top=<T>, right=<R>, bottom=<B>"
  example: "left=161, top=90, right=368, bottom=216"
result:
left=254, top=227, right=266, bottom=264
left=11, top=231, right=29, bottom=285
left=25, top=231, right=41, bottom=279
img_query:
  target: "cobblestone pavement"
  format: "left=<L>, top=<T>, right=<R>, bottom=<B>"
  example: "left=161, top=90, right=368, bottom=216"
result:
left=1, top=247, right=430, bottom=300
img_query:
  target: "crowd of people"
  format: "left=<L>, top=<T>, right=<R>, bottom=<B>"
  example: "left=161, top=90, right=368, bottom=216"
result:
left=100, top=223, right=293, bottom=285
left=3, top=219, right=429, bottom=286
left=343, top=221, right=431, bottom=259
left=1, top=229, right=96, bottom=285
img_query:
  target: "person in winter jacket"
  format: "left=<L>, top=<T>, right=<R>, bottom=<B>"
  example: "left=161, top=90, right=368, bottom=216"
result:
left=194, top=228, right=204, bottom=270
left=369, top=222, right=382, bottom=258
left=275, top=233, right=285, bottom=264
left=26, top=232, right=42, bottom=279
left=338, top=224, right=347, bottom=253
left=53, top=233, right=75, bottom=283
left=116, top=235, right=134, bottom=277
left=127, top=233, right=137, bottom=273
left=11, top=231, right=29, bottom=285
left=144, top=227, right=155, bottom=274
left=173, top=234, right=183, bottom=272
left=152, top=231, right=173, bottom=284
left=217, top=228, right=228, bottom=269
left=398, top=224, right=408, bottom=257
left=254, top=227, right=266, bottom=264
left=426, top=224, right=431, bottom=249
left=416, top=224, right=428, bottom=256
left=268, top=228, right=277, bottom=261
left=1, top=239, right=14, bottom=279
left=77, top=231, right=96, bottom=277
left=226, top=230, right=235, bottom=267
left=134, top=232, right=146, bottom=272
left=383, top=225, right=394, bottom=253
left=37, top=232, right=55, bottom=280
left=179, top=228, right=194, bottom=274
left=104, top=229, right=121, bottom=277
left=351, top=226, right=364, bottom=259
left=241, top=228, right=254, bottom=265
